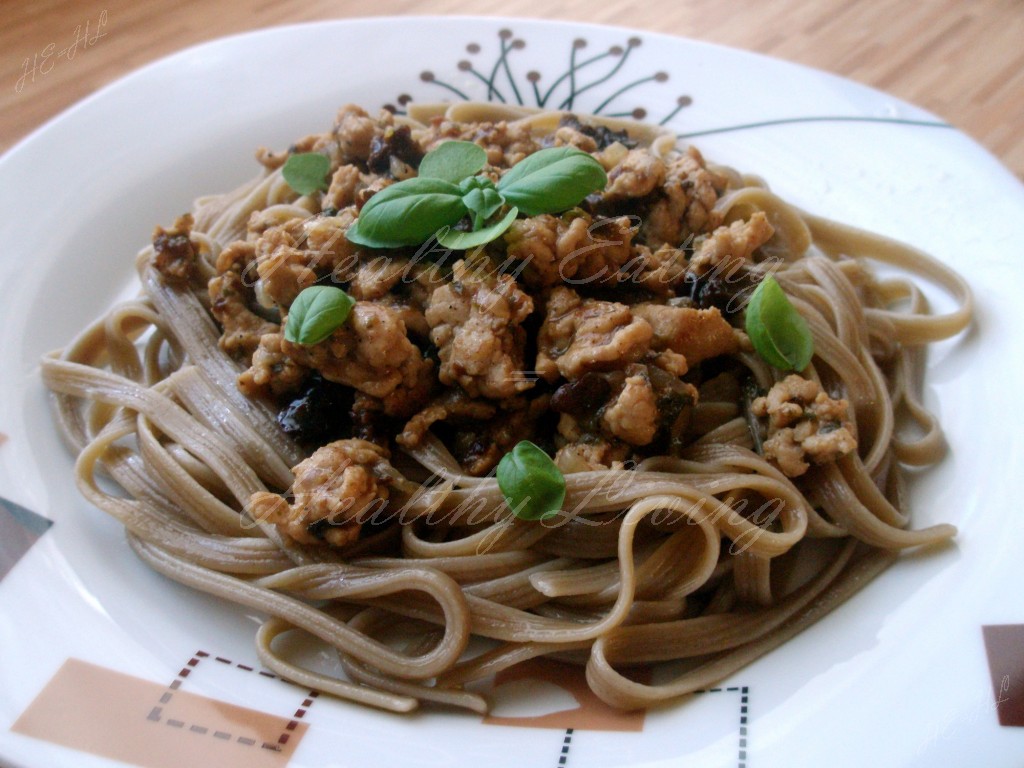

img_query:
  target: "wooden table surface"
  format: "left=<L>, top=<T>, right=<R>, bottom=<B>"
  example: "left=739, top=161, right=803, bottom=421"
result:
left=3, top=0, right=1022, bottom=179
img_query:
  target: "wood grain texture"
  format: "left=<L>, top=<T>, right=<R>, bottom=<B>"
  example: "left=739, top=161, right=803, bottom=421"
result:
left=2, top=0, right=1022, bottom=177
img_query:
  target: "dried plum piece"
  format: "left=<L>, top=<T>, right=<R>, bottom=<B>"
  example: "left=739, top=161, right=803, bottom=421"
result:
left=277, top=373, right=353, bottom=445
left=367, top=125, right=425, bottom=176
left=558, top=114, right=638, bottom=150
left=684, top=266, right=760, bottom=318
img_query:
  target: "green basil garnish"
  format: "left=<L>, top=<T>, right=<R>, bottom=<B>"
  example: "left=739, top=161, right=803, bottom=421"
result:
left=282, top=152, right=331, bottom=196
left=418, top=140, right=487, bottom=183
left=437, top=207, right=519, bottom=250
left=284, top=285, right=355, bottom=345
left=496, top=146, right=607, bottom=216
left=496, top=440, right=566, bottom=521
left=460, top=177, right=505, bottom=229
left=346, top=177, right=468, bottom=248
left=345, top=142, right=607, bottom=251
left=745, top=275, right=814, bottom=371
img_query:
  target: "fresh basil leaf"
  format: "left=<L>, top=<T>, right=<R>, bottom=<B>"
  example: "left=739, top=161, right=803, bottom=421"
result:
left=497, top=147, right=607, bottom=216
left=744, top=275, right=814, bottom=371
left=418, top=140, right=487, bottom=184
left=284, top=285, right=355, bottom=345
left=462, top=187, right=506, bottom=228
left=346, top=177, right=467, bottom=248
left=437, top=207, right=519, bottom=250
left=496, top=440, right=566, bottom=521
left=282, top=152, right=331, bottom=196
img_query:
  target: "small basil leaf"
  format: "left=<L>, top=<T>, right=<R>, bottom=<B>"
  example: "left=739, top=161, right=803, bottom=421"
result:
left=463, top=187, right=506, bottom=223
left=437, top=207, right=519, bottom=250
left=282, top=152, right=331, bottom=196
left=459, top=175, right=497, bottom=194
left=496, top=440, right=566, bottom=521
left=284, top=285, right=355, bottom=345
left=744, top=275, right=814, bottom=371
left=346, top=177, right=467, bottom=248
left=418, top=141, right=487, bottom=184
left=497, top=147, right=607, bottom=216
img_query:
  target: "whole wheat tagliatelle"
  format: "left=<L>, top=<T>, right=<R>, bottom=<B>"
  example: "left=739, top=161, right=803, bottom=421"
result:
left=42, top=102, right=972, bottom=713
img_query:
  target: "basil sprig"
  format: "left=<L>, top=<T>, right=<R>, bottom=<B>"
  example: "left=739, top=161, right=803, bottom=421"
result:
left=284, top=285, right=355, bottom=345
left=282, top=152, right=331, bottom=196
left=496, top=441, right=566, bottom=521
left=346, top=141, right=606, bottom=250
left=744, top=275, right=814, bottom=371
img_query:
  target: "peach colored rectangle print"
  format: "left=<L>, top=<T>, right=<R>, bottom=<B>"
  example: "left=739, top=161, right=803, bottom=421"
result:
left=12, top=658, right=308, bottom=768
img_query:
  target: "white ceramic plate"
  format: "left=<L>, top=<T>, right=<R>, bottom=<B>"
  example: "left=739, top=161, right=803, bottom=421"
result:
left=1, top=16, right=1022, bottom=768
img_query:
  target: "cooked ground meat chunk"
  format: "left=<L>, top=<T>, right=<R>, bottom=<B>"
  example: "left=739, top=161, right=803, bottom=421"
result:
left=554, top=440, right=630, bottom=473
left=536, top=286, right=652, bottom=382
left=334, top=104, right=379, bottom=163
left=282, top=301, right=433, bottom=418
left=689, top=211, right=775, bottom=276
left=604, top=149, right=666, bottom=201
left=751, top=374, right=857, bottom=477
left=548, top=125, right=599, bottom=153
left=643, top=146, right=725, bottom=248
left=505, top=213, right=590, bottom=288
left=566, top=215, right=638, bottom=286
left=347, top=257, right=444, bottom=339
left=152, top=214, right=199, bottom=286
left=425, top=258, right=534, bottom=400
left=209, top=240, right=279, bottom=362
left=398, top=390, right=498, bottom=449
left=237, top=332, right=308, bottom=400
left=601, top=370, right=659, bottom=446
left=632, top=244, right=690, bottom=294
left=392, top=261, right=447, bottom=340
left=255, top=211, right=360, bottom=309
left=254, top=224, right=316, bottom=308
left=323, top=165, right=374, bottom=213
left=633, top=303, right=740, bottom=371
left=348, top=255, right=410, bottom=301
left=398, top=392, right=546, bottom=476
left=504, top=212, right=636, bottom=288
left=551, top=364, right=697, bottom=450
left=553, top=410, right=632, bottom=472
left=249, top=439, right=392, bottom=547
